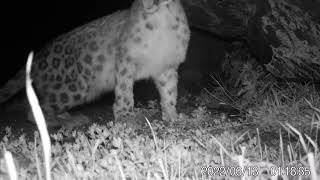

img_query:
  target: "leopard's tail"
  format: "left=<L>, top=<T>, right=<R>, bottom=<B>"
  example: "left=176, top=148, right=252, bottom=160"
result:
left=0, top=67, right=26, bottom=104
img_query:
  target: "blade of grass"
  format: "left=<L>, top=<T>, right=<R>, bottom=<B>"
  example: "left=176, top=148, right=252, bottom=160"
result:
left=4, top=151, right=17, bottom=180
left=26, top=51, right=51, bottom=180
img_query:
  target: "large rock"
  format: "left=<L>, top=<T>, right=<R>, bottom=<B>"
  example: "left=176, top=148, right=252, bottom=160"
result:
left=183, top=0, right=320, bottom=80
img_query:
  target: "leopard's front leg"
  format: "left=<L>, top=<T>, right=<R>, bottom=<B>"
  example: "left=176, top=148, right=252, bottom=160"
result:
left=154, top=68, right=178, bottom=121
left=113, top=54, right=135, bottom=122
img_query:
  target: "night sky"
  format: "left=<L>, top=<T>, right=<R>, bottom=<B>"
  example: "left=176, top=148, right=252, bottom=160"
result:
left=2, top=0, right=133, bottom=84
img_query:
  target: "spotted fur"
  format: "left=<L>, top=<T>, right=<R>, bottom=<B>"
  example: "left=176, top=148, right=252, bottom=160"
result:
left=0, top=0, right=190, bottom=127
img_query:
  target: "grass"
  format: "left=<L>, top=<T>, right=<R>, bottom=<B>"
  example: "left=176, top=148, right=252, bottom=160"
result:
left=0, top=52, right=319, bottom=180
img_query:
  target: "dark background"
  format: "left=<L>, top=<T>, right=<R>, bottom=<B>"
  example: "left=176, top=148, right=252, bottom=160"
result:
left=2, top=0, right=133, bottom=84
left=0, top=0, right=227, bottom=130
left=1, top=0, right=226, bottom=93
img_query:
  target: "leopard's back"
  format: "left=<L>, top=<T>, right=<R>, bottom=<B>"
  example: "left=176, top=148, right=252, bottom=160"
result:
left=0, top=0, right=190, bottom=127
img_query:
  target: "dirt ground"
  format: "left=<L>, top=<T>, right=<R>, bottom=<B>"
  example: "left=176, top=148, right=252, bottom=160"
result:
left=0, top=91, right=117, bottom=139
left=0, top=80, right=175, bottom=139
